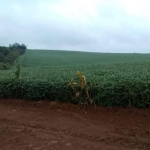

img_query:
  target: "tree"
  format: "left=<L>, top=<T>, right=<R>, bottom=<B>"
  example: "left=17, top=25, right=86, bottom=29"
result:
left=0, top=43, right=27, bottom=70
left=9, top=43, right=27, bottom=55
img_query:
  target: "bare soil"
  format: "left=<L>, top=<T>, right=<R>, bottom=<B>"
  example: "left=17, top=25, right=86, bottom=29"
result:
left=0, top=99, right=150, bottom=150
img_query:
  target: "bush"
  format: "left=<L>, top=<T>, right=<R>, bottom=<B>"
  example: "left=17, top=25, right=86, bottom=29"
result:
left=0, top=63, right=11, bottom=70
left=0, top=79, right=150, bottom=108
left=0, top=43, right=26, bottom=70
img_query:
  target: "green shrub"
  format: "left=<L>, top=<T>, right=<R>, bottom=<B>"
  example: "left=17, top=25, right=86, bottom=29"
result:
left=0, top=79, right=150, bottom=108
left=0, top=63, right=10, bottom=70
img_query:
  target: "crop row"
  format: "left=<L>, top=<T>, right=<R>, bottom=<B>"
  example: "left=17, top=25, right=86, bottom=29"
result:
left=0, top=61, right=150, bottom=108
left=0, top=79, right=150, bottom=108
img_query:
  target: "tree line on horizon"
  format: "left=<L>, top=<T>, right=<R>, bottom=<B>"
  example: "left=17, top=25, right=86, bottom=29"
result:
left=0, top=43, right=27, bottom=70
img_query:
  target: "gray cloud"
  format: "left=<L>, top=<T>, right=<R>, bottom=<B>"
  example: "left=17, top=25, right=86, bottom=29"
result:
left=0, top=0, right=150, bottom=53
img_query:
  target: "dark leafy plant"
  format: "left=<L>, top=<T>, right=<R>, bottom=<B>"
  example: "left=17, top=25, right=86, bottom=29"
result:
left=15, top=62, right=21, bottom=80
left=68, top=71, right=96, bottom=108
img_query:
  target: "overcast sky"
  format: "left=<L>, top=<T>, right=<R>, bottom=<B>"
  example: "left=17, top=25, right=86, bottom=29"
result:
left=0, top=0, right=150, bottom=53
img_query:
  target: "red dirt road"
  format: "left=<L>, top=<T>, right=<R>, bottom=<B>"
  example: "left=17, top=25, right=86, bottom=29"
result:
left=0, top=99, right=150, bottom=150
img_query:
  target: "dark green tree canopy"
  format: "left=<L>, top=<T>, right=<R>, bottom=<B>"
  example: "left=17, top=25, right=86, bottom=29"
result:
left=0, top=43, right=27, bottom=70
left=9, top=43, right=27, bottom=55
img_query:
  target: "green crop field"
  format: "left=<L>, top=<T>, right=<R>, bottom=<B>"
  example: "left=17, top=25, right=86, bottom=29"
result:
left=19, top=50, right=150, bottom=67
left=1, top=50, right=150, bottom=108
left=13, top=50, right=150, bottom=82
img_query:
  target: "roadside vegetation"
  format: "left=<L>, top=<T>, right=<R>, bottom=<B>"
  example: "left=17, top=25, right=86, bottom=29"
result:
left=0, top=50, right=150, bottom=108
left=0, top=43, right=27, bottom=70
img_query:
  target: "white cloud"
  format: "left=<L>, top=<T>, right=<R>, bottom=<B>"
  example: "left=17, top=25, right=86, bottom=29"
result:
left=39, top=0, right=100, bottom=23
left=118, top=0, right=150, bottom=20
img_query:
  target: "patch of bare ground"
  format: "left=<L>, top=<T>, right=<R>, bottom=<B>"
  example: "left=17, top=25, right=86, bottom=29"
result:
left=0, top=99, right=150, bottom=150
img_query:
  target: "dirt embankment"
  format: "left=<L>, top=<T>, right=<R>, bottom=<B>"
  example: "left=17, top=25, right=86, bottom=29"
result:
left=0, top=99, right=150, bottom=150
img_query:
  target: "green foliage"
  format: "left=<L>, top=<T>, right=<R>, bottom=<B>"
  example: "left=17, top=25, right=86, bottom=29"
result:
left=0, top=79, right=149, bottom=108
left=0, top=50, right=150, bottom=108
left=0, top=43, right=26, bottom=70
left=19, top=50, right=150, bottom=67
left=0, top=46, right=19, bottom=65
left=15, top=62, right=21, bottom=80
left=0, top=80, right=73, bottom=101
left=0, top=63, right=10, bottom=70
left=9, top=43, right=27, bottom=55
left=68, top=71, right=95, bottom=107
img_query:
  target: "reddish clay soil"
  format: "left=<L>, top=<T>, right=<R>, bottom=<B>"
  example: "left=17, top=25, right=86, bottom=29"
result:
left=0, top=99, right=150, bottom=150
